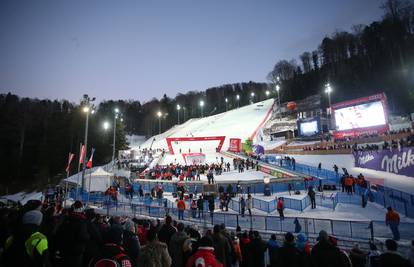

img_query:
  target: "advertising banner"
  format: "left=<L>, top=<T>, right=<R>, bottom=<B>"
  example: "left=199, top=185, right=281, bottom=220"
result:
left=228, top=138, right=241, bottom=153
left=354, top=147, right=414, bottom=178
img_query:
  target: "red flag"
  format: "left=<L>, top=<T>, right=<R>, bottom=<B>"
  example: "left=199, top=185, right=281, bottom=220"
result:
left=79, top=144, right=85, bottom=165
left=66, top=153, right=75, bottom=173
left=86, top=148, right=95, bottom=169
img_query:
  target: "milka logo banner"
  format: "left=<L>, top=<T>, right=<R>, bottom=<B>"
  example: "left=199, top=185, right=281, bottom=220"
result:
left=354, top=148, right=414, bottom=177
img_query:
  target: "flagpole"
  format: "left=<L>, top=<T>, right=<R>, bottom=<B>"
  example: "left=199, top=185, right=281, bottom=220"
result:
left=76, top=143, right=82, bottom=200
left=64, top=155, right=69, bottom=207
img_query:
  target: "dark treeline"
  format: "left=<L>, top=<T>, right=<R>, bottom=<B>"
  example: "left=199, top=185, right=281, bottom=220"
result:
left=267, top=0, right=414, bottom=114
left=0, top=93, right=128, bottom=193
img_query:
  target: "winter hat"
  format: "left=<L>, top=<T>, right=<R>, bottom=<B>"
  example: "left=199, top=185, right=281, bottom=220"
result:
left=199, top=236, right=214, bottom=248
left=317, top=230, right=328, bottom=241
left=285, top=232, right=295, bottom=243
left=123, top=219, right=136, bottom=233
left=328, top=235, right=338, bottom=246
left=297, top=233, right=307, bottom=243
left=72, top=200, right=83, bottom=212
left=22, top=210, right=43, bottom=226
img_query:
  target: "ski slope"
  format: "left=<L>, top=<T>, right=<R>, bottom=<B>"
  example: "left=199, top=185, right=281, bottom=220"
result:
left=138, top=99, right=275, bottom=152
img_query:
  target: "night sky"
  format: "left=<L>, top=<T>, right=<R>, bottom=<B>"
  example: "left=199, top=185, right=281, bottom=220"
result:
left=0, top=0, right=383, bottom=103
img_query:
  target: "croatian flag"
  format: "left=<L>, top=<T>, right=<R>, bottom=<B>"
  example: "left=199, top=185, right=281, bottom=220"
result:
left=86, top=148, right=95, bottom=169
left=79, top=144, right=85, bottom=165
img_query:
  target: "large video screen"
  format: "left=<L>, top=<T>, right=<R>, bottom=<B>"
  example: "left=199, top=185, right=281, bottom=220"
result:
left=300, top=120, right=318, bottom=136
left=334, top=101, right=386, bottom=131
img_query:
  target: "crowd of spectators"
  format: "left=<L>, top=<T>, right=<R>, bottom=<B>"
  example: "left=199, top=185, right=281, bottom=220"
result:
left=1, top=199, right=413, bottom=267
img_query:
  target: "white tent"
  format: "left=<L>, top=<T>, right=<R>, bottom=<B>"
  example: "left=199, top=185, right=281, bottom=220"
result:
left=84, top=167, right=113, bottom=192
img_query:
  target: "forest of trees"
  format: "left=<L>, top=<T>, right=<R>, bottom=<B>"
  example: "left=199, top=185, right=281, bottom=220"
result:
left=267, top=0, right=414, bottom=113
left=1, top=0, right=413, bottom=193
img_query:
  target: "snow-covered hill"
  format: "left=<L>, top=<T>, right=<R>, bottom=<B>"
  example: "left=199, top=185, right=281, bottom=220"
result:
left=137, top=99, right=275, bottom=152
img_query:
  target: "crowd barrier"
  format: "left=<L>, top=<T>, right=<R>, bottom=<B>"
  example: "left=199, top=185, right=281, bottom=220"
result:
left=91, top=200, right=414, bottom=241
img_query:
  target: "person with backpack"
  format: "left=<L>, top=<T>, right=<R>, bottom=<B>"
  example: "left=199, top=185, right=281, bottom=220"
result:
left=91, top=226, right=133, bottom=267
left=185, top=236, right=223, bottom=267
left=139, top=228, right=171, bottom=267
left=55, top=200, right=90, bottom=267
left=2, top=210, right=51, bottom=267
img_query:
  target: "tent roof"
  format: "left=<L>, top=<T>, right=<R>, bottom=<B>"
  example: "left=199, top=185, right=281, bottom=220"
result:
left=91, top=167, right=112, bottom=177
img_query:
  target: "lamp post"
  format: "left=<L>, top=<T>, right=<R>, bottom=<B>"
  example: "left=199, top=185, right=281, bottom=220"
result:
left=80, top=94, right=95, bottom=192
left=250, top=92, right=255, bottom=103
left=157, top=111, right=162, bottom=134
left=112, top=108, right=120, bottom=166
left=199, top=100, right=204, bottom=117
left=236, top=94, right=240, bottom=108
left=325, top=83, right=333, bottom=129
left=176, top=104, right=181, bottom=124
left=225, top=98, right=228, bottom=111
left=276, top=84, right=281, bottom=119
left=265, top=90, right=270, bottom=97
left=183, top=107, right=186, bottom=122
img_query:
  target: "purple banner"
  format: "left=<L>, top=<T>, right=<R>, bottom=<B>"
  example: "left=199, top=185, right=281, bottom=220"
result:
left=354, top=147, right=414, bottom=177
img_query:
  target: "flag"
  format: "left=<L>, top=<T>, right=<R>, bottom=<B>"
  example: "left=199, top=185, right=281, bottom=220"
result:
left=86, top=148, right=95, bottom=169
left=66, top=153, right=75, bottom=173
left=79, top=144, right=85, bottom=165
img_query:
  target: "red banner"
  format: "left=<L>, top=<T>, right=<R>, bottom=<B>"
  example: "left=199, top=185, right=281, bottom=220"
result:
left=228, top=138, right=241, bottom=153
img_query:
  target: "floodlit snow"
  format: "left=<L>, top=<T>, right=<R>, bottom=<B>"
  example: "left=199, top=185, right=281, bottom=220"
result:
left=127, top=135, right=147, bottom=149
left=138, top=99, right=275, bottom=152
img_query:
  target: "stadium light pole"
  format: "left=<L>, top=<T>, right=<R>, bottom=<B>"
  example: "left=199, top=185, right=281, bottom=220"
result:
left=276, top=84, right=281, bottom=120
left=225, top=98, right=228, bottom=111
left=176, top=104, right=181, bottom=124
left=112, top=108, right=120, bottom=167
left=265, top=90, right=270, bottom=98
left=199, top=100, right=204, bottom=118
left=250, top=92, right=255, bottom=103
left=80, top=94, right=95, bottom=193
left=236, top=94, right=240, bottom=108
left=183, top=107, right=186, bottom=122
left=325, top=83, right=333, bottom=129
left=157, top=111, right=162, bottom=134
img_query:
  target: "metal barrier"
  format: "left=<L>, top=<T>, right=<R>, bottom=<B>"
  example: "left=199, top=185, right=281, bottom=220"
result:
left=94, top=200, right=414, bottom=241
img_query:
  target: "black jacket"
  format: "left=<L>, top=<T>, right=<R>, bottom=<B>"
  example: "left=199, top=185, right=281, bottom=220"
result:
left=378, top=252, right=410, bottom=267
left=311, top=240, right=345, bottom=267
left=55, top=212, right=90, bottom=256
left=275, top=242, right=308, bottom=267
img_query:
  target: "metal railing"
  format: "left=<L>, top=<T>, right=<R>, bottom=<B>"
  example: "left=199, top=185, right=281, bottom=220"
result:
left=91, top=198, right=414, bottom=241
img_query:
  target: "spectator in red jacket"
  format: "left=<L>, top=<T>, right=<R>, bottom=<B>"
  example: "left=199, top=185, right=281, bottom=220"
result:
left=186, top=236, right=223, bottom=267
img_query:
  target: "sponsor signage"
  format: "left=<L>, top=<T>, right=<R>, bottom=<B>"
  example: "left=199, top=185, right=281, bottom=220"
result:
left=228, top=138, right=241, bottom=153
left=354, top=147, right=414, bottom=177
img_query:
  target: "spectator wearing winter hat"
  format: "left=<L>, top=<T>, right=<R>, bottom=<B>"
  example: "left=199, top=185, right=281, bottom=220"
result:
left=296, top=233, right=311, bottom=255
left=158, top=215, right=177, bottom=246
left=267, top=234, right=279, bottom=267
left=2, top=210, right=51, bottom=267
left=185, top=236, right=223, bottom=267
left=123, top=219, right=140, bottom=266
left=275, top=232, right=308, bottom=267
left=247, top=231, right=266, bottom=267
left=311, top=231, right=346, bottom=267
left=349, top=243, right=367, bottom=267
